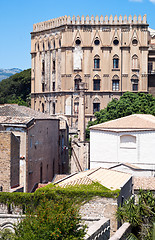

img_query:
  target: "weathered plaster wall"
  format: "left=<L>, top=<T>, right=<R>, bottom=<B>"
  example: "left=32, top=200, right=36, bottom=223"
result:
left=80, top=197, right=118, bottom=236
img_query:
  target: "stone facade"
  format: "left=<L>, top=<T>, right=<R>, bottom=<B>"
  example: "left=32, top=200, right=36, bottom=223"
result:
left=148, top=28, right=155, bottom=96
left=80, top=197, right=117, bottom=236
left=0, top=132, right=19, bottom=192
left=31, top=15, right=150, bottom=129
left=0, top=105, right=69, bottom=193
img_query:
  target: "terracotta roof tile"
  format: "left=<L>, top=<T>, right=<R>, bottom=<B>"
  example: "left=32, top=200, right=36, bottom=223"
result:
left=134, top=177, right=155, bottom=191
left=56, top=168, right=132, bottom=190
left=52, top=174, right=69, bottom=183
left=0, top=104, right=56, bottom=124
left=90, top=114, right=155, bottom=131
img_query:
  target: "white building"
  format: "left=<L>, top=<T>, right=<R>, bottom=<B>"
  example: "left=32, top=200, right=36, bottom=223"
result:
left=90, top=114, right=155, bottom=177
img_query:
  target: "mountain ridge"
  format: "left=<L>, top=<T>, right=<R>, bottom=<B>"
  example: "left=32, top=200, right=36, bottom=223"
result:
left=0, top=68, right=22, bottom=81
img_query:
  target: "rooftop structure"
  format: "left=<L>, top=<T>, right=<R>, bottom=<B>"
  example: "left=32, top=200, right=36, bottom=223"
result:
left=90, top=114, right=155, bottom=132
left=90, top=114, right=155, bottom=175
left=55, top=167, right=131, bottom=190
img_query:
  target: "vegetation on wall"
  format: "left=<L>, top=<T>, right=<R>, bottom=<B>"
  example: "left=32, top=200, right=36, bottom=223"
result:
left=117, top=190, right=155, bottom=240
left=0, top=183, right=119, bottom=210
left=14, top=197, right=87, bottom=240
left=0, top=183, right=119, bottom=239
left=86, top=92, right=155, bottom=139
left=0, top=69, right=31, bottom=107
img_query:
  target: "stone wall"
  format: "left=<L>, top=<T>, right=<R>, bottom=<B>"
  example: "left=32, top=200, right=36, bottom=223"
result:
left=33, top=15, right=147, bottom=32
left=84, top=217, right=110, bottom=240
left=0, top=132, right=19, bottom=192
left=71, top=139, right=89, bottom=172
left=27, top=119, right=60, bottom=192
left=109, top=222, right=131, bottom=240
left=80, top=197, right=118, bottom=236
left=11, top=133, right=20, bottom=188
left=0, top=214, right=25, bottom=232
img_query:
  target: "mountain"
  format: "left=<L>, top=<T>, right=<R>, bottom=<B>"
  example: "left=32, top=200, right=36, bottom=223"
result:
left=0, top=68, right=22, bottom=81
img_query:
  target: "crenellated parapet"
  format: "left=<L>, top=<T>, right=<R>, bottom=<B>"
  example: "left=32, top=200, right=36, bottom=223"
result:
left=33, top=14, right=147, bottom=32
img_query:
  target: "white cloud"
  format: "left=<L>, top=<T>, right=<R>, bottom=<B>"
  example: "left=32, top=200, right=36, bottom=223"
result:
left=149, top=0, right=155, bottom=3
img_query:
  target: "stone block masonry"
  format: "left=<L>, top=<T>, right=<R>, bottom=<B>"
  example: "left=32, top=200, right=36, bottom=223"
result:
left=80, top=197, right=118, bottom=236
left=0, top=132, right=19, bottom=192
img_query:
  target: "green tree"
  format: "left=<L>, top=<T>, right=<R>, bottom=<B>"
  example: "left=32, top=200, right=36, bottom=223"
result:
left=14, top=198, right=87, bottom=240
left=0, top=229, right=15, bottom=240
left=117, top=190, right=155, bottom=240
left=0, top=69, right=31, bottom=107
left=86, top=92, right=155, bottom=139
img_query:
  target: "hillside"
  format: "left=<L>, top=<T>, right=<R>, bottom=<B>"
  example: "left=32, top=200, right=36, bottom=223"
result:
left=0, top=69, right=31, bottom=106
left=0, top=68, right=22, bottom=81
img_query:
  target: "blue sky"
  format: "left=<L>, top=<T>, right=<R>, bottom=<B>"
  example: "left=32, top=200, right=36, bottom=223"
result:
left=1, top=0, right=155, bottom=70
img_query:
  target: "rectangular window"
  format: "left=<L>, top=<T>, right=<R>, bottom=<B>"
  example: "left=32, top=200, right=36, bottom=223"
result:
left=132, top=83, right=138, bottom=91
left=42, top=61, right=45, bottom=75
left=93, top=103, right=100, bottom=113
left=93, top=79, right=100, bottom=90
left=53, top=102, right=55, bottom=114
left=113, top=59, right=119, bottom=69
left=148, top=62, right=153, bottom=74
left=42, top=83, right=45, bottom=92
left=94, top=59, right=100, bottom=69
left=53, top=60, right=55, bottom=71
left=112, top=80, right=119, bottom=91
left=53, top=82, right=55, bottom=91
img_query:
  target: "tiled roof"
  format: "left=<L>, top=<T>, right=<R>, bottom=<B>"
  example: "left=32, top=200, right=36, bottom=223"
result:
left=56, top=168, right=132, bottom=190
left=52, top=174, right=70, bottom=183
left=90, top=114, right=155, bottom=131
left=134, top=177, right=155, bottom=191
left=0, top=104, right=56, bottom=124
left=109, top=163, right=142, bottom=170
left=58, top=176, right=93, bottom=187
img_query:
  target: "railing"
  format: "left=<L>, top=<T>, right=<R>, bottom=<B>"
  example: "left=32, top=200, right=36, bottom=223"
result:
left=84, top=217, right=110, bottom=240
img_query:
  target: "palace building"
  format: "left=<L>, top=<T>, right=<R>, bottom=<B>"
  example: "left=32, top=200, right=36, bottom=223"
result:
left=31, top=15, right=154, bottom=130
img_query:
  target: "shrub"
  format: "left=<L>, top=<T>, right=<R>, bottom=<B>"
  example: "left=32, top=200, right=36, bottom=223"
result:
left=14, top=197, right=87, bottom=240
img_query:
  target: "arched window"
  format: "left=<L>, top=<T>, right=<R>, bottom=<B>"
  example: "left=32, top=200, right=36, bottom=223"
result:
left=120, top=135, right=136, bottom=148
left=112, top=75, right=119, bottom=91
left=43, top=42, right=45, bottom=51
left=94, top=55, right=100, bottom=69
left=131, top=75, right=139, bottom=91
left=38, top=43, right=40, bottom=51
left=132, top=55, right=139, bottom=69
left=113, top=55, right=119, bottom=69
left=74, top=75, right=81, bottom=90
left=74, top=97, right=79, bottom=114
left=93, top=75, right=100, bottom=90
left=53, top=40, right=55, bottom=49
left=93, top=97, right=100, bottom=113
